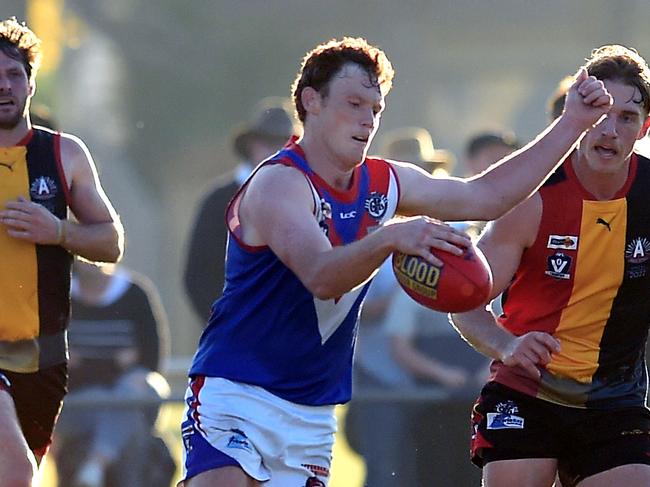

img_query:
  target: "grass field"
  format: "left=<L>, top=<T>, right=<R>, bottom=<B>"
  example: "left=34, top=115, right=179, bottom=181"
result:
left=40, top=404, right=366, bottom=487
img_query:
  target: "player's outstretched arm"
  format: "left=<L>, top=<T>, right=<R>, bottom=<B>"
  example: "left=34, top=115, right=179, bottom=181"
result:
left=240, top=164, right=471, bottom=300
left=449, top=195, right=560, bottom=379
left=396, top=69, right=612, bottom=222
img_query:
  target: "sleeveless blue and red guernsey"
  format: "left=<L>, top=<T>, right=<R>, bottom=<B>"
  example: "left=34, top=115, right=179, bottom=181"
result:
left=0, top=127, right=72, bottom=373
left=491, top=152, right=650, bottom=409
left=189, top=139, right=400, bottom=405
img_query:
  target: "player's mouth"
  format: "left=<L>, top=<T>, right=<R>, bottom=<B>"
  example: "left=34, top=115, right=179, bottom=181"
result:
left=0, top=98, right=16, bottom=109
left=352, top=135, right=369, bottom=144
left=594, top=144, right=618, bottom=159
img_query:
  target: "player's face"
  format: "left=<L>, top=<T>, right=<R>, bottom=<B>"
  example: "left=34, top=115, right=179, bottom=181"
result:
left=318, top=63, right=385, bottom=168
left=0, top=50, right=32, bottom=130
left=578, top=79, right=649, bottom=175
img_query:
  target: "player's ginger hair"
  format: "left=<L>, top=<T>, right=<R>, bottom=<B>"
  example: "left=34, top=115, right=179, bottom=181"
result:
left=292, top=37, right=394, bottom=123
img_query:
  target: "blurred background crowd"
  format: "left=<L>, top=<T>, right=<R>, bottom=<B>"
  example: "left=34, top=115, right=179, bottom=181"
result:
left=2, top=1, right=649, bottom=486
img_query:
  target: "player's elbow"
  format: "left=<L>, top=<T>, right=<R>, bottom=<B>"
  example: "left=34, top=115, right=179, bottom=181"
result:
left=306, top=281, right=337, bottom=300
left=302, top=273, right=340, bottom=300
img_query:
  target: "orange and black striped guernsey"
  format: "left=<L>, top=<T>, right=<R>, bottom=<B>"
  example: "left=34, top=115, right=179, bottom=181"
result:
left=492, top=152, right=650, bottom=409
left=0, top=127, right=71, bottom=373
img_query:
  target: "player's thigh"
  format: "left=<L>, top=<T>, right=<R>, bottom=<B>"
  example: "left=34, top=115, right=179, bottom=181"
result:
left=183, top=465, right=261, bottom=487
left=0, top=390, right=36, bottom=482
left=484, top=458, right=558, bottom=487
left=577, top=464, right=650, bottom=486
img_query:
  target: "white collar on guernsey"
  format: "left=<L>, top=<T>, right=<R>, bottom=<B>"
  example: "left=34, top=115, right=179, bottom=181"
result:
left=70, top=267, right=131, bottom=306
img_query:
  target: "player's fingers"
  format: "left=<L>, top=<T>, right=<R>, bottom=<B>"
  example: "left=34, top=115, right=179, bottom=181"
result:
left=533, top=333, right=561, bottom=354
left=1, top=217, right=30, bottom=230
left=509, top=354, right=541, bottom=379
left=572, top=67, right=588, bottom=86
left=6, top=229, right=31, bottom=240
left=418, top=248, right=443, bottom=267
left=429, top=237, right=464, bottom=256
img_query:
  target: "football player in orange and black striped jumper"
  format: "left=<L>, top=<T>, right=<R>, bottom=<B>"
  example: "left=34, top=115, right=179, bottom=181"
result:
left=0, top=17, right=123, bottom=487
left=452, top=45, right=650, bottom=487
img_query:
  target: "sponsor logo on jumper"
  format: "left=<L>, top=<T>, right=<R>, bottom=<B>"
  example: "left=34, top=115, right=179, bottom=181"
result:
left=30, top=176, right=58, bottom=200
left=226, top=429, right=252, bottom=453
left=547, top=235, right=578, bottom=250
left=340, top=210, right=357, bottom=219
left=596, top=217, right=612, bottom=231
left=545, top=252, right=572, bottom=280
left=486, top=401, right=524, bottom=430
left=364, top=191, right=388, bottom=219
left=0, top=161, right=14, bottom=171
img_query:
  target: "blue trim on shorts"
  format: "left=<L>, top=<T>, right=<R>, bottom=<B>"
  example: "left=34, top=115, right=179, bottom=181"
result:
left=183, top=426, right=240, bottom=481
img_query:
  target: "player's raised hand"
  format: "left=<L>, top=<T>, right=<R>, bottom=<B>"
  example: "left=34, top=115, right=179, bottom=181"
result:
left=499, top=331, right=561, bottom=379
left=563, top=67, right=613, bottom=127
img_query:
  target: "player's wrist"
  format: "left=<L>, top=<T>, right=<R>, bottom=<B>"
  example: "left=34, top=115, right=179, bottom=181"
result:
left=55, top=218, right=67, bottom=246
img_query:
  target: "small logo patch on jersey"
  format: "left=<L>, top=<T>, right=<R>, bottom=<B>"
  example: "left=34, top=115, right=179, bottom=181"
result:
left=364, top=191, right=388, bottom=219
left=547, top=235, right=578, bottom=250
left=486, top=401, right=524, bottom=430
left=226, top=429, right=252, bottom=453
left=545, top=252, right=572, bottom=280
left=626, top=237, right=650, bottom=264
left=30, top=176, right=58, bottom=200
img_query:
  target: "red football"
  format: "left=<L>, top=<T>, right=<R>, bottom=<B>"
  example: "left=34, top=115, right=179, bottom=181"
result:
left=391, top=243, right=493, bottom=313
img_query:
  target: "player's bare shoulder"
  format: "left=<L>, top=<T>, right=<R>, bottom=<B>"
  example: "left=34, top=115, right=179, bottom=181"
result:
left=57, top=132, right=96, bottom=184
left=244, top=162, right=314, bottom=209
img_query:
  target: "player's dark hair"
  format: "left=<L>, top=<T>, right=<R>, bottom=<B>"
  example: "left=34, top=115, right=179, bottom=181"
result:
left=0, top=17, right=42, bottom=82
left=584, top=45, right=650, bottom=115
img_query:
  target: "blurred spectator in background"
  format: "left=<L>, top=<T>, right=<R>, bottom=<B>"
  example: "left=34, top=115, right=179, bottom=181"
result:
left=52, top=259, right=175, bottom=487
left=461, top=130, right=521, bottom=240
left=345, top=127, right=456, bottom=487
left=464, top=129, right=520, bottom=177
left=183, top=97, right=299, bottom=323
left=29, top=102, right=58, bottom=129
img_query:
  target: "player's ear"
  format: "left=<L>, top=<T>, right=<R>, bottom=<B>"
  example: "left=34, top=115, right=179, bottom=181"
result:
left=301, top=87, right=321, bottom=117
left=638, top=115, right=650, bottom=140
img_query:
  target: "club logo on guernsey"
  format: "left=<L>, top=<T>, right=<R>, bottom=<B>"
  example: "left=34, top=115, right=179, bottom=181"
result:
left=545, top=252, right=572, bottom=280
left=30, top=176, right=58, bottom=201
left=626, top=237, right=650, bottom=264
left=625, top=237, right=650, bottom=279
left=487, top=401, right=524, bottom=430
left=364, top=191, right=388, bottom=219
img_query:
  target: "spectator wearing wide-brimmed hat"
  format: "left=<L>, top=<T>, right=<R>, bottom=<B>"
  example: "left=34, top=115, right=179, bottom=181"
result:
left=380, top=126, right=455, bottom=177
left=184, top=97, right=299, bottom=323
